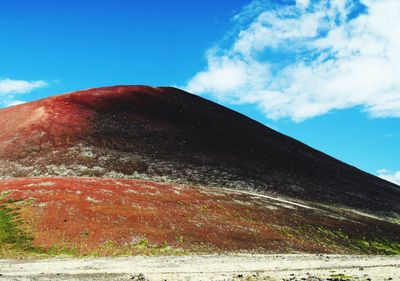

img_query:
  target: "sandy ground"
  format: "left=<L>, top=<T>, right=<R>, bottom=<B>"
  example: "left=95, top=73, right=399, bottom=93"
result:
left=0, top=254, right=398, bottom=280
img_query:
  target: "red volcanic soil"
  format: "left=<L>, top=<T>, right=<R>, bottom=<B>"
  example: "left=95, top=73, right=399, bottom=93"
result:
left=1, top=177, right=399, bottom=255
left=0, top=93, right=91, bottom=157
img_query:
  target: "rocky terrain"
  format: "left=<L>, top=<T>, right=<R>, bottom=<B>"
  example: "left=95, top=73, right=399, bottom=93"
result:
left=0, top=86, right=399, bottom=257
left=0, top=254, right=398, bottom=280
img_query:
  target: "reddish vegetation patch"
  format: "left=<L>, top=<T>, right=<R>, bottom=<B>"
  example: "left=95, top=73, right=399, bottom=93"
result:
left=62, top=85, right=164, bottom=110
left=0, top=177, right=321, bottom=255
left=0, top=94, right=92, bottom=158
left=1, top=177, right=399, bottom=256
left=0, top=86, right=163, bottom=157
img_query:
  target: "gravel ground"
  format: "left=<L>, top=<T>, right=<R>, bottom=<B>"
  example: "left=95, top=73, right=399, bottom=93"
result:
left=0, top=254, right=398, bottom=280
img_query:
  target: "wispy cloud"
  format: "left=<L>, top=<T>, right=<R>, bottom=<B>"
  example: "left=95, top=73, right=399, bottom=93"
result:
left=186, top=0, right=400, bottom=122
left=377, top=169, right=400, bottom=186
left=4, top=100, right=27, bottom=107
left=0, top=78, right=47, bottom=107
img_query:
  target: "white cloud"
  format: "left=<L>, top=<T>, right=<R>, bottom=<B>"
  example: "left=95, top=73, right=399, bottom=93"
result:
left=377, top=169, right=400, bottom=185
left=296, top=0, right=310, bottom=8
left=5, top=100, right=26, bottom=107
left=0, top=79, right=46, bottom=95
left=0, top=78, right=47, bottom=107
left=186, top=0, right=400, bottom=121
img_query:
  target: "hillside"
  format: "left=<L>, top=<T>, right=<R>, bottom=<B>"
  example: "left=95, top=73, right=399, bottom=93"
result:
left=0, top=85, right=399, bottom=256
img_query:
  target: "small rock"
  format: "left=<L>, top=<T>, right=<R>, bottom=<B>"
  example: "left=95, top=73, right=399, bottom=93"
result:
left=131, top=273, right=149, bottom=281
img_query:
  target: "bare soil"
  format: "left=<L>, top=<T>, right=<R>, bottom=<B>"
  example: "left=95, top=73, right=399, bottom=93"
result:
left=0, top=254, right=398, bottom=280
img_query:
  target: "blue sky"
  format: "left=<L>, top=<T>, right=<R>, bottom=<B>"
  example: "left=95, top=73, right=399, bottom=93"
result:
left=0, top=0, right=399, bottom=184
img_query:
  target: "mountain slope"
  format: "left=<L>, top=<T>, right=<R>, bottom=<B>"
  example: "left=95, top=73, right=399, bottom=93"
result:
left=1, top=177, right=399, bottom=256
left=0, top=85, right=399, bottom=217
left=0, top=85, right=399, bottom=256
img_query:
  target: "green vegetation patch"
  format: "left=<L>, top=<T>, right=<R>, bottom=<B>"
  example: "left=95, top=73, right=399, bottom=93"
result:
left=355, top=238, right=400, bottom=255
left=0, top=194, right=80, bottom=258
left=278, top=224, right=400, bottom=255
left=89, top=238, right=188, bottom=256
left=329, top=273, right=354, bottom=280
left=0, top=195, right=38, bottom=257
left=391, top=216, right=400, bottom=225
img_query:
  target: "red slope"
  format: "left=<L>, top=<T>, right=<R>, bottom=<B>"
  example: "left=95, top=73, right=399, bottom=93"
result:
left=0, top=91, right=92, bottom=158
left=1, top=177, right=399, bottom=255
left=0, top=86, right=161, bottom=156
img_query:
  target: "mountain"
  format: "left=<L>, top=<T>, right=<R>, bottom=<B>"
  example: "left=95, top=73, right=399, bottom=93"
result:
left=1, top=85, right=399, bottom=213
left=0, top=85, right=399, bottom=256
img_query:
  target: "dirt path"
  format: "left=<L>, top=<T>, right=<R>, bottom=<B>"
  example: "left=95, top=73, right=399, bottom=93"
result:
left=0, top=254, right=398, bottom=280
